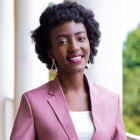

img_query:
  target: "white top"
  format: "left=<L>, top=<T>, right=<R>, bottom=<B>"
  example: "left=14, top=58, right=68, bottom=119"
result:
left=70, top=111, right=95, bottom=140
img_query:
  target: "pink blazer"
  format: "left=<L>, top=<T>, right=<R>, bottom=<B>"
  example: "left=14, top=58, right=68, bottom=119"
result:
left=10, top=75, right=127, bottom=140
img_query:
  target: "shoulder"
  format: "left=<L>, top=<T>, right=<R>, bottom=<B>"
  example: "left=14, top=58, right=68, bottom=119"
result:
left=92, top=83, right=119, bottom=102
left=91, top=83, right=121, bottom=118
left=23, top=81, right=52, bottom=99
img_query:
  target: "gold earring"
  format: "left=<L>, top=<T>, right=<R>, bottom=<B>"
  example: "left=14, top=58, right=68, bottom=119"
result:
left=51, top=59, right=58, bottom=74
left=86, top=58, right=91, bottom=69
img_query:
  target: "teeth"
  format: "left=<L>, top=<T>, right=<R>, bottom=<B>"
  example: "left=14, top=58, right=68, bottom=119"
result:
left=70, top=56, right=82, bottom=60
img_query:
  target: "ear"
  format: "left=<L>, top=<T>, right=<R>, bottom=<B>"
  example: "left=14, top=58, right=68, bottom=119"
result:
left=47, top=49, right=55, bottom=59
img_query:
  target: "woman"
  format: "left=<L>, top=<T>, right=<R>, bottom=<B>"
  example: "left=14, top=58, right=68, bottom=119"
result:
left=10, top=1, right=127, bottom=140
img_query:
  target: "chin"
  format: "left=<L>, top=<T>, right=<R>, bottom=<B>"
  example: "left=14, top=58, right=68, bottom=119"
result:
left=68, top=66, right=85, bottom=74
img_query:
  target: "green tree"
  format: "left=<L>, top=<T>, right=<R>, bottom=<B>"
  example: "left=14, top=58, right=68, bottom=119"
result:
left=123, top=23, right=140, bottom=135
left=48, top=2, right=53, bottom=6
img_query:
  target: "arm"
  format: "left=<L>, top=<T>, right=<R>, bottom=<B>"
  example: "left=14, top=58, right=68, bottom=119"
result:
left=111, top=95, right=127, bottom=140
left=10, top=94, right=36, bottom=140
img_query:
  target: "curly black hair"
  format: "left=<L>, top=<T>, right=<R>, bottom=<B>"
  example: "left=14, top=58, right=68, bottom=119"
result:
left=31, top=1, right=101, bottom=69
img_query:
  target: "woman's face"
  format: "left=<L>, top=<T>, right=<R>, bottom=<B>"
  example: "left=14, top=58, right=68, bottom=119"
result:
left=48, top=20, right=90, bottom=74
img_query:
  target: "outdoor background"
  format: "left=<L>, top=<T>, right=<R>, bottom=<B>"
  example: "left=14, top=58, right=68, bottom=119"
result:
left=122, top=0, right=140, bottom=135
left=0, top=0, right=140, bottom=140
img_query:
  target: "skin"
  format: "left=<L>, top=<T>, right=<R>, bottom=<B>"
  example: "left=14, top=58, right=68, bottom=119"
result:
left=48, top=20, right=91, bottom=111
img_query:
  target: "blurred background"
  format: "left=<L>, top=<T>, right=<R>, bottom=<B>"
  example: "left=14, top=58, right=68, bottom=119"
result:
left=0, top=0, right=140, bottom=140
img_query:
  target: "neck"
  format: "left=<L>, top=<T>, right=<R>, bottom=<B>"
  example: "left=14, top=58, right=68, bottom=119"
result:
left=57, top=71, right=86, bottom=94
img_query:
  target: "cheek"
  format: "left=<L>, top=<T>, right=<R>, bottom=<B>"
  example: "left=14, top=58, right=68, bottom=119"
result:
left=85, top=46, right=90, bottom=59
left=84, top=42, right=90, bottom=54
left=53, top=48, right=66, bottom=61
left=88, top=46, right=90, bottom=55
left=87, top=41, right=90, bottom=53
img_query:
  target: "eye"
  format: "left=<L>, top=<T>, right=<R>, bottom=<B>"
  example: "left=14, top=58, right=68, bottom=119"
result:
left=78, top=37, right=86, bottom=41
left=58, top=41, right=67, bottom=45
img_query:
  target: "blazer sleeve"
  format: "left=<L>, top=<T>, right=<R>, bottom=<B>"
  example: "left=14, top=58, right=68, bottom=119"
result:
left=10, top=94, right=36, bottom=140
left=111, top=95, right=127, bottom=140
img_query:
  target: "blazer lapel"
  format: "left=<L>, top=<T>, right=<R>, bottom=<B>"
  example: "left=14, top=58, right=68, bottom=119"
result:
left=47, top=76, right=78, bottom=140
left=48, top=75, right=105, bottom=140
left=84, top=76, right=105, bottom=140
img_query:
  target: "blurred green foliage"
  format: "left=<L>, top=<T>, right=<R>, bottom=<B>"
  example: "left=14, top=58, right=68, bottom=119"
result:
left=49, top=71, right=57, bottom=81
left=48, top=2, right=53, bottom=6
left=123, top=24, right=140, bottom=136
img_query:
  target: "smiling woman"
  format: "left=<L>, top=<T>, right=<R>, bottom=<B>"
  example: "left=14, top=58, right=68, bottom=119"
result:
left=48, top=21, right=90, bottom=74
left=10, top=1, right=127, bottom=140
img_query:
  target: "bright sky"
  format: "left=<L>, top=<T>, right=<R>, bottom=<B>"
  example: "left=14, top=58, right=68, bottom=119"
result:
left=122, top=0, right=140, bottom=43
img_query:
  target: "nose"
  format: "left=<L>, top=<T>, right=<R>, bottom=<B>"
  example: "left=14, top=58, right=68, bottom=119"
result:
left=68, top=39, right=80, bottom=52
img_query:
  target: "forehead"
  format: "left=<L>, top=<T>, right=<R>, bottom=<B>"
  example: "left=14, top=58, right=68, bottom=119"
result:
left=50, top=20, right=87, bottom=37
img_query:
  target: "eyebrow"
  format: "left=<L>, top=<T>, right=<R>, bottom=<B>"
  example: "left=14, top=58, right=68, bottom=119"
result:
left=56, top=31, right=85, bottom=40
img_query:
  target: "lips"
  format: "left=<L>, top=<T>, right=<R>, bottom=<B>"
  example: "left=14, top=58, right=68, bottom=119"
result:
left=67, top=53, right=84, bottom=63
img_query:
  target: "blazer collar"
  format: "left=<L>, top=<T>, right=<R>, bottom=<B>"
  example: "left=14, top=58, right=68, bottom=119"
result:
left=85, top=75, right=105, bottom=140
left=48, top=74, right=104, bottom=140
left=48, top=76, right=78, bottom=140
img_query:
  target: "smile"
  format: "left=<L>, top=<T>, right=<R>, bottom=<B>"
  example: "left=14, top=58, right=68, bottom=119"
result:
left=70, top=56, right=82, bottom=60
left=67, top=54, right=84, bottom=63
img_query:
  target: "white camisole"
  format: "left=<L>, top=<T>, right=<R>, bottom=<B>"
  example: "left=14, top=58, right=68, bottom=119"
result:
left=70, top=111, right=95, bottom=140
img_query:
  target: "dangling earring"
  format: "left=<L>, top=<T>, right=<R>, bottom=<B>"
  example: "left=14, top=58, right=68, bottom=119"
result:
left=51, top=59, right=58, bottom=74
left=86, top=58, right=91, bottom=69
